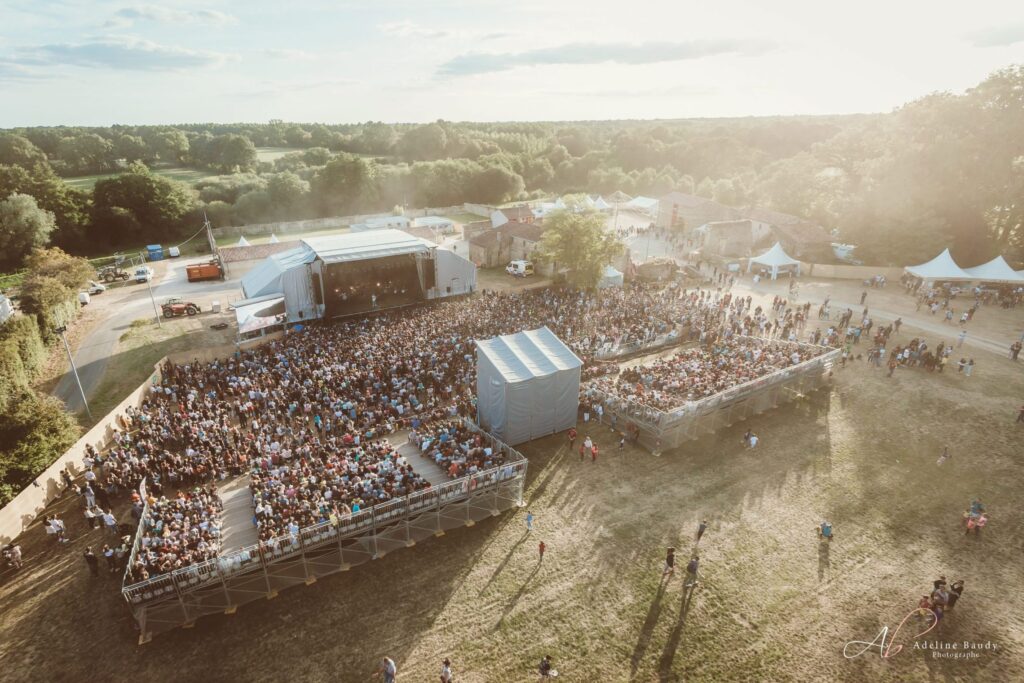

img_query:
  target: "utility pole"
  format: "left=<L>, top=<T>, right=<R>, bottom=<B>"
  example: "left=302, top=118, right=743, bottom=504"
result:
left=55, top=324, right=92, bottom=420
left=141, top=251, right=162, bottom=327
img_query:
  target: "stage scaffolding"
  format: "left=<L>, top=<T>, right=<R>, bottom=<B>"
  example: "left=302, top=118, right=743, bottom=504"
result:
left=121, top=422, right=527, bottom=643
left=585, top=338, right=841, bottom=451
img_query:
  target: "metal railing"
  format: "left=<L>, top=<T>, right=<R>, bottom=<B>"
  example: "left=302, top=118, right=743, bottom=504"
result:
left=121, top=420, right=528, bottom=641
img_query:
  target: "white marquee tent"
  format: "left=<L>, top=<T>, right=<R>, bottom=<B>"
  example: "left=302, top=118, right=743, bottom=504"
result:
left=598, top=264, right=624, bottom=288
left=476, top=326, right=582, bottom=446
left=268, top=234, right=280, bottom=244
left=903, top=249, right=974, bottom=281
left=962, top=256, right=1024, bottom=284
left=747, top=242, right=801, bottom=280
left=236, top=236, right=251, bottom=247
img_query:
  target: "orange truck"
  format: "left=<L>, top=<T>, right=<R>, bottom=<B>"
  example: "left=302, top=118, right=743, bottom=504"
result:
left=186, top=260, right=223, bottom=282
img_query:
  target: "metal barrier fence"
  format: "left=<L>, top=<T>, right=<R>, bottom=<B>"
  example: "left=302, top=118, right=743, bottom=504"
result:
left=121, top=421, right=527, bottom=643
left=585, top=338, right=842, bottom=451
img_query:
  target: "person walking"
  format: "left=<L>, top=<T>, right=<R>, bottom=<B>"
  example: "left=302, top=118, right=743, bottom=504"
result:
left=937, top=446, right=951, bottom=465
left=102, top=509, right=118, bottom=538
left=440, top=658, right=453, bottom=683
left=374, top=657, right=398, bottom=683
left=83, top=547, right=99, bottom=576
left=946, top=580, right=965, bottom=611
left=663, top=547, right=676, bottom=577
left=965, top=358, right=974, bottom=377
left=1017, top=404, right=1024, bottom=423
left=618, top=434, right=626, bottom=451
left=526, top=511, right=534, bottom=533
left=696, top=520, right=708, bottom=543
left=538, top=541, right=546, bottom=561
left=568, top=427, right=577, bottom=450
left=957, top=330, right=967, bottom=348
left=538, top=655, right=554, bottom=679
left=685, top=555, right=700, bottom=587
left=860, top=291, right=867, bottom=305
left=590, top=443, right=599, bottom=463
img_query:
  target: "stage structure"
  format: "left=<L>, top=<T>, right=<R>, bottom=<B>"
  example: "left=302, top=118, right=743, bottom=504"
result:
left=239, top=229, right=476, bottom=322
left=585, top=337, right=841, bottom=451
left=476, top=326, right=582, bottom=446
left=121, top=420, right=527, bottom=643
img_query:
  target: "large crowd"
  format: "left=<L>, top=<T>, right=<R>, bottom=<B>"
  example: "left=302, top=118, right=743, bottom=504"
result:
left=84, top=283, right=753, bottom=579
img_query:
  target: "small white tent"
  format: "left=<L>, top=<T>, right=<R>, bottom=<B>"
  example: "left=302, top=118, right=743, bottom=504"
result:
left=598, top=264, right=624, bottom=288
left=476, top=326, right=582, bottom=446
left=236, top=236, right=252, bottom=247
left=904, top=248, right=973, bottom=281
left=268, top=234, right=280, bottom=244
left=962, top=256, right=1024, bottom=284
left=593, top=196, right=612, bottom=211
left=747, top=242, right=801, bottom=280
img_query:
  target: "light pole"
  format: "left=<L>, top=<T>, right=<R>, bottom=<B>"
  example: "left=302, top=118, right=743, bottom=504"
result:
left=55, top=324, right=92, bottom=420
left=141, top=251, right=162, bottom=327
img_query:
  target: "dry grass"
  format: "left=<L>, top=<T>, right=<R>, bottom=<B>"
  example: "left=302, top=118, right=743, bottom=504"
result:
left=1, top=313, right=1023, bottom=682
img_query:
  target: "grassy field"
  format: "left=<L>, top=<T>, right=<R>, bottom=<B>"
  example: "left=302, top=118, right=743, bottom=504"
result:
left=62, top=167, right=216, bottom=191
left=2, top=291, right=1023, bottom=682
left=214, top=225, right=351, bottom=247
left=255, top=147, right=300, bottom=162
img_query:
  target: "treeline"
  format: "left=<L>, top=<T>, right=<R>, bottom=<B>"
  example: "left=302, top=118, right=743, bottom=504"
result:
left=0, top=248, right=91, bottom=505
left=1, top=64, right=1022, bottom=267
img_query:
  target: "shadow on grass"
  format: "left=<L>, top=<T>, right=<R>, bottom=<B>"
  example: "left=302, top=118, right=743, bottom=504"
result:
left=493, top=556, right=543, bottom=632
left=657, top=581, right=698, bottom=681
left=478, top=530, right=530, bottom=596
left=818, top=540, right=831, bottom=581
left=629, top=576, right=668, bottom=678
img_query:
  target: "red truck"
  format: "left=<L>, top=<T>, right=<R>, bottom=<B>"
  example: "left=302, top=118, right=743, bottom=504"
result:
left=186, top=260, right=223, bottom=282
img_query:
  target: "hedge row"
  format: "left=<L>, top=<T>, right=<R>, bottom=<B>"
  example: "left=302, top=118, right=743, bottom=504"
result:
left=0, top=314, right=46, bottom=413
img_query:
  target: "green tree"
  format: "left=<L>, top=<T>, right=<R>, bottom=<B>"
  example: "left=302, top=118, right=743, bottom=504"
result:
left=311, top=155, right=377, bottom=215
left=154, top=130, right=190, bottom=163
left=0, top=392, right=80, bottom=505
left=0, top=164, right=89, bottom=250
left=57, top=133, right=114, bottom=174
left=398, top=123, right=448, bottom=161
left=535, top=210, right=623, bottom=288
left=0, top=134, right=48, bottom=169
left=114, top=134, right=150, bottom=163
left=91, top=163, right=196, bottom=246
left=217, top=134, right=258, bottom=172
left=0, top=193, right=56, bottom=270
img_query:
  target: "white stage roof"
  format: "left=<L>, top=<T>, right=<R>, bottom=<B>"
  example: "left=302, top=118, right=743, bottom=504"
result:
left=302, top=229, right=432, bottom=264
left=904, top=249, right=974, bottom=281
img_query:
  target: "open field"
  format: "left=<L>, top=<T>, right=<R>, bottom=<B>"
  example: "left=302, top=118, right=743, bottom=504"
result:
left=2, top=302, right=1022, bottom=682
left=62, top=167, right=217, bottom=191
left=254, top=146, right=300, bottom=162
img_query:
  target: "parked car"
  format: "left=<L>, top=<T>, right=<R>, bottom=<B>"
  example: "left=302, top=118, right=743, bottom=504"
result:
left=87, top=280, right=106, bottom=295
left=134, top=266, right=155, bottom=283
left=161, top=297, right=200, bottom=318
left=77, top=291, right=91, bottom=306
left=506, top=260, right=535, bottom=277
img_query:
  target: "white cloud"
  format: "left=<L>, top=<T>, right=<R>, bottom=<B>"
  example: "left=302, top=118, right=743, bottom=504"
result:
left=966, top=22, right=1024, bottom=47
left=12, top=37, right=234, bottom=71
left=106, top=5, right=237, bottom=28
left=439, top=39, right=778, bottom=76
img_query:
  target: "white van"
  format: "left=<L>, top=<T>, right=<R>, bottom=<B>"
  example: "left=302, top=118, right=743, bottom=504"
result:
left=506, top=260, right=535, bottom=277
left=134, top=266, right=155, bottom=283
left=87, top=280, right=106, bottom=294
left=78, top=291, right=91, bottom=306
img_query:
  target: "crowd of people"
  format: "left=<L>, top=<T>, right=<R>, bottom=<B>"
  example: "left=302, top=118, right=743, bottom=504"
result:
left=80, top=283, right=740, bottom=579
left=591, top=338, right=824, bottom=412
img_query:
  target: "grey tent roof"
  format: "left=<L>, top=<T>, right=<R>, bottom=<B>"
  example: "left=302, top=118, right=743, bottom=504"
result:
left=904, top=248, right=973, bottom=281
left=240, top=243, right=316, bottom=298
left=962, top=256, right=1024, bottom=283
left=475, top=326, right=582, bottom=383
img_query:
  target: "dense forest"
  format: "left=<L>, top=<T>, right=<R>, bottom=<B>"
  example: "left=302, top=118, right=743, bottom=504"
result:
left=0, top=64, right=1021, bottom=269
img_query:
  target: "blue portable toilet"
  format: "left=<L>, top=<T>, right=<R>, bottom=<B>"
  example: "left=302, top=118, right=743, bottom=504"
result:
left=146, top=244, right=164, bottom=261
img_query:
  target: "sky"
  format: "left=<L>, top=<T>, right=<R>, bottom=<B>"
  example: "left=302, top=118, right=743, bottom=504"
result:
left=1, top=0, right=1023, bottom=127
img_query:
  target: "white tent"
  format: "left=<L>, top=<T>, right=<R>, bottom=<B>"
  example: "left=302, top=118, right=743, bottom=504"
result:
left=747, top=242, right=801, bottom=280
left=598, top=264, right=624, bottom=288
left=904, top=248, right=973, bottom=281
left=236, top=236, right=251, bottom=247
left=962, top=256, right=1024, bottom=284
left=269, top=234, right=280, bottom=244
left=593, top=196, right=612, bottom=211
left=476, top=326, right=582, bottom=446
